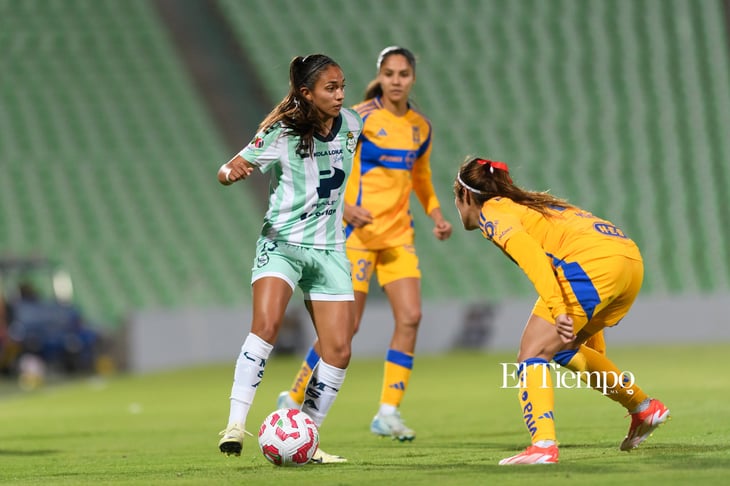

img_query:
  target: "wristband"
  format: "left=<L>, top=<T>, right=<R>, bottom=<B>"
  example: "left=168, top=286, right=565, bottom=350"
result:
left=222, top=166, right=233, bottom=183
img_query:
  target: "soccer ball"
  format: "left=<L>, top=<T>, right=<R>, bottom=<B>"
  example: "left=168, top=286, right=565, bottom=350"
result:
left=258, top=408, right=319, bottom=466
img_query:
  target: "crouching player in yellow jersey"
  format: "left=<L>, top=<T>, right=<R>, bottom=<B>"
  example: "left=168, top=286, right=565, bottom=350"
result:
left=454, top=157, right=669, bottom=465
left=278, top=46, right=452, bottom=445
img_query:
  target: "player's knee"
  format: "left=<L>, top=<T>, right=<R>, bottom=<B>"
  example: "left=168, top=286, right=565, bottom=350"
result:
left=250, top=316, right=283, bottom=343
left=321, top=341, right=351, bottom=368
left=252, top=327, right=278, bottom=344
left=397, top=308, right=422, bottom=329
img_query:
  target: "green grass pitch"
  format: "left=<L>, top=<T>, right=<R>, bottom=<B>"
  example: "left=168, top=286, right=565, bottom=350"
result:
left=1, top=343, right=729, bottom=485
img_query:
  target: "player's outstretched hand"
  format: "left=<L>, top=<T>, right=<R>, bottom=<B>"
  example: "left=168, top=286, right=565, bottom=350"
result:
left=218, top=155, right=254, bottom=185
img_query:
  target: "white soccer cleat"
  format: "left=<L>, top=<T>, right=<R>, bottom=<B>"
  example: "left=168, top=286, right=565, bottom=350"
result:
left=370, top=411, right=416, bottom=441
left=310, top=447, right=347, bottom=464
left=218, top=422, right=249, bottom=456
left=277, top=390, right=301, bottom=410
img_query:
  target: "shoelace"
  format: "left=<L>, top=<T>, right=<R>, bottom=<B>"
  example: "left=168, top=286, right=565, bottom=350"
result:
left=219, top=427, right=254, bottom=437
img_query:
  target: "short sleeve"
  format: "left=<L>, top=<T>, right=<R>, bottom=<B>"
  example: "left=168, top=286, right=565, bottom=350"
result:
left=238, top=125, right=285, bottom=173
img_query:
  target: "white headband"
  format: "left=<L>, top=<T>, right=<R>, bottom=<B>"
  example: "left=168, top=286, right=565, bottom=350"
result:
left=457, top=173, right=484, bottom=194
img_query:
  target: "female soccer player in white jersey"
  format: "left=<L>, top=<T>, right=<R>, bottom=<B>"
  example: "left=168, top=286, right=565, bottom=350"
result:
left=216, top=54, right=363, bottom=464
left=278, top=46, right=452, bottom=443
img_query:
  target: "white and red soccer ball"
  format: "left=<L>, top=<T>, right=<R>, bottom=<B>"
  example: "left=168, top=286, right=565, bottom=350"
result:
left=258, top=408, right=319, bottom=466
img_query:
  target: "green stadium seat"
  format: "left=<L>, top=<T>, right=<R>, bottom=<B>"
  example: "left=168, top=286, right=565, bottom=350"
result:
left=0, top=0, right=262, bottom=325
left=218, top=0, right=730, bottom=299
left=2, top=0, right=729, bottom=330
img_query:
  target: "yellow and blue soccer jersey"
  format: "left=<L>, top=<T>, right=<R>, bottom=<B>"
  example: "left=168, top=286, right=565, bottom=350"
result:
left=345, top=97, right=440, bottom=249
left=479, top=197, right=642, bottom=320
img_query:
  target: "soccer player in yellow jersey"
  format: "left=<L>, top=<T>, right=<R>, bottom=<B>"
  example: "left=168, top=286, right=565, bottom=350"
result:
left=454, top=157, right=669, bottom=465
left=278, top=46, right=452, bottom=444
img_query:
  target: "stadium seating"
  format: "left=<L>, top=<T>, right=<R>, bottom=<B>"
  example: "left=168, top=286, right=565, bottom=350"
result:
left=220, top=0, right=730, bottom=298
left=0, top=0, right=262, bottom=324
left=2, top=0, right=729, bottom=328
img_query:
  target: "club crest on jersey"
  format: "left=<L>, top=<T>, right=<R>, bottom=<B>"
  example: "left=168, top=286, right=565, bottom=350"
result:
left=250, top=136, right=264, bottom=149
left=405, top=151, right=417, bottom=169
left=256, top=252, right=270, bottom=268
left=346, top=131, right=357, bottom=153
left=412, top=126, right=420, bottom=145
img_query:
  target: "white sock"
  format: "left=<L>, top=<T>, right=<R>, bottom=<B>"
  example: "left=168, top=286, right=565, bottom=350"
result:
left=630, top=397, right=651, bottom=414
left=301, top=360, right=346, bottom=427
left=534, top=440, right=556, bottom=447
left=378, top=404, right=397, bottom=416
left=227, top=333, right=273, bottom=427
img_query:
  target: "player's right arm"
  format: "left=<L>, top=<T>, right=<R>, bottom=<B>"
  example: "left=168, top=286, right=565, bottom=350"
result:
left=344, top=203, right=373, bottom=228
left=482, top=201, right=568, bottom=319
left=217, top=154, right=255, bottom=185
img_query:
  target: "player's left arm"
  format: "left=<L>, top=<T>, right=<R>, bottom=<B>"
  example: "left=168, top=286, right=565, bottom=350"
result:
left=411, top=136, right=451, bottom=240
left=428, top=207, right=452, bottom=241
left=411, top=138, right=438, bottom=213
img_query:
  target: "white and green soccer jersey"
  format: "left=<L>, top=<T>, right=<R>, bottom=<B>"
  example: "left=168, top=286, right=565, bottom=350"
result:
left=239, top=108, right=363, bottom=250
